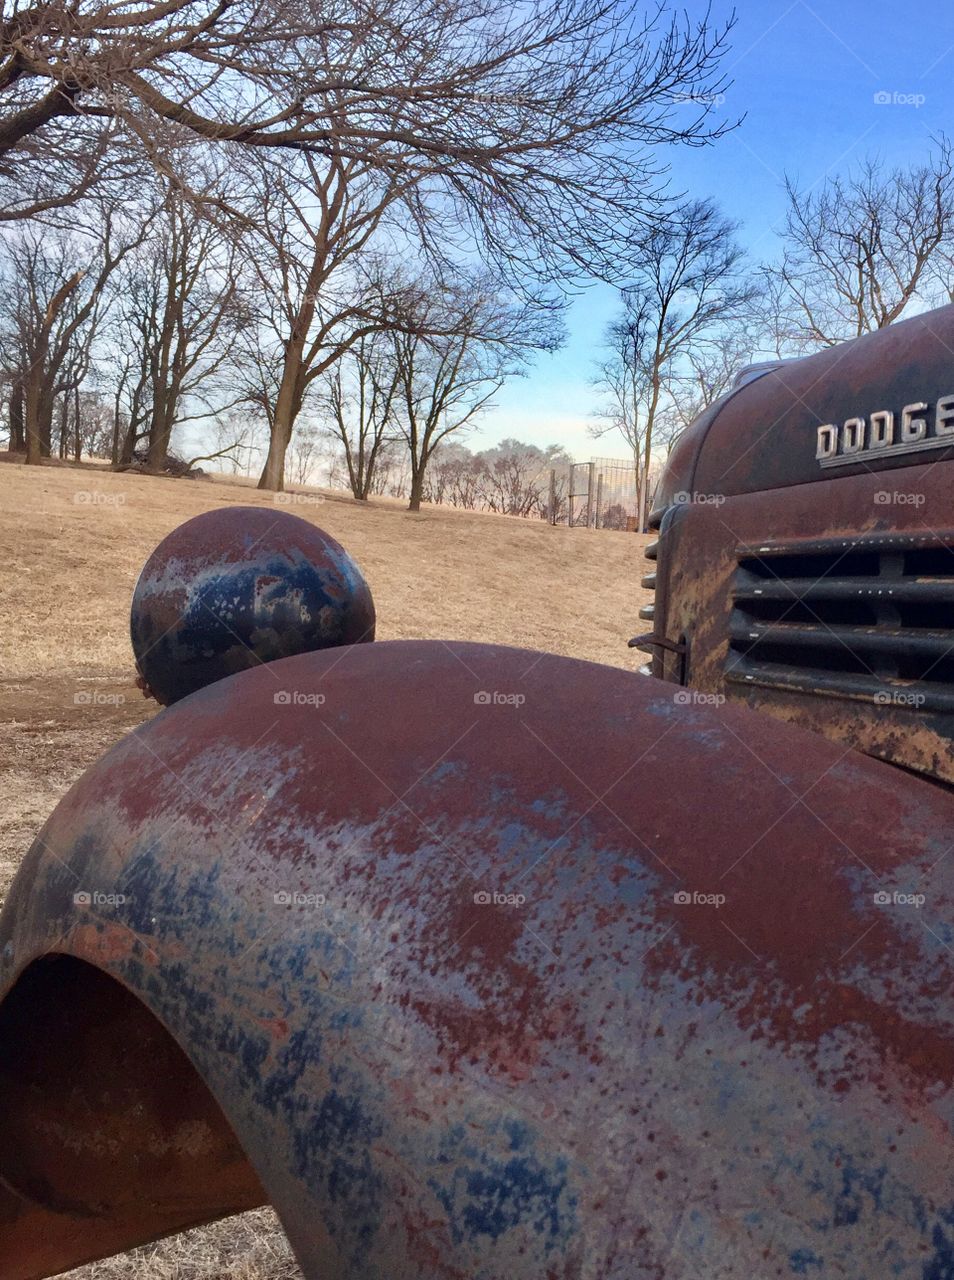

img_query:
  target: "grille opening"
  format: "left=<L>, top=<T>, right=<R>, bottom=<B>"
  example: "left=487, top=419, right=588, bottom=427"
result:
left=905, top=546, right=954, bottom=576
left=740, top=550, right=881, bottom=579
left=732, top=635, right=954, bottom=683
left=897, top=601, right=954, bottom=630
left=729, top=640, right=873, bottom=676
left=738, top=596, right=880, bottom=627
left=897, top=651, right=954, bottom=682
left=728, top=536, right=954, bottom=711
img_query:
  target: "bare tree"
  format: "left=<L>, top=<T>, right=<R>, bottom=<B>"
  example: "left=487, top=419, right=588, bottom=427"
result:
left=111, top=188, right=247, bottom=470
left=0, top=233, right=82, bottom=462
left=0, top=205, right=149, bottom=463
left=287, top=424, right=324, bottom=487
left=660, top=321, right=761, bottom=439
left=2, top=0, right=733, bottom=260
left=70, top=388, right=114, bottom=458
left=391, top=277, right=562, bottom=511
left=592, top=198, right=757, bottom=528
left=2, top=0, right=740, bottom=499
left=478, top=439, right=572, bottom=517
left=425, top=442, right=482, bottom=508
left=52, top=332, right=96, bottom=460
left=763, top=141, right=954, bottom=350
left=321, top=334, right=400, bottom=501
left=194, top=409, right=267, bottom=477
left=235, top=150, right=414, bottom=492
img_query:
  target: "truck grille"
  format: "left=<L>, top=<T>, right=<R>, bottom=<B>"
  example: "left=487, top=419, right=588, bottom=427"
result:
left=726, top=535, right=954, bottom=711
left=636, top=538, right=658, bottom=676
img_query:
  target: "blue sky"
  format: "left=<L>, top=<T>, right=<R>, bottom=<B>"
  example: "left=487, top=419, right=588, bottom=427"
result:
left=479, top=0, right=954, bottom=457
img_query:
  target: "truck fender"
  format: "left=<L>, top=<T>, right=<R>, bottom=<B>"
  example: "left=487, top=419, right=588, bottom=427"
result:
left=1, top=640, right=953, bottom=1279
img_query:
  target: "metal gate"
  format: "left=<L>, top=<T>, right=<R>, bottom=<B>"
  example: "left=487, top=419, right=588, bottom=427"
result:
left=551, top=458, right=640, bottom=529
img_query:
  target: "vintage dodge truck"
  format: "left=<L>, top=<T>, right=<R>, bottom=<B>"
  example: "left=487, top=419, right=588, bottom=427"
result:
left=635, top=306, right=954, bottom=785
left=1, top=306, right=954, bottom=1280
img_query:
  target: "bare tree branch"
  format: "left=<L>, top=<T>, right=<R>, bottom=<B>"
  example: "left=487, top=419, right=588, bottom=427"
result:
left=762, top=139, right=954, bottom=350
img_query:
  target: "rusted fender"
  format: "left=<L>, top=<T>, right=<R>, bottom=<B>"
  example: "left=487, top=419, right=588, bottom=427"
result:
left=2, top=640, right=954, bottom=1279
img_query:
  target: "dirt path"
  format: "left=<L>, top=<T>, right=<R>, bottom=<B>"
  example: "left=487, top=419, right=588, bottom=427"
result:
left=0, top=676, right=149, bottom=907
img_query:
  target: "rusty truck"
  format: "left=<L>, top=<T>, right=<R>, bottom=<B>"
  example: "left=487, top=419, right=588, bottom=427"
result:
left=3, top=305, right=954, bottom=1279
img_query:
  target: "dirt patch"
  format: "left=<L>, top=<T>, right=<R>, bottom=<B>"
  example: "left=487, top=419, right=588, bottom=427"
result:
left=0, top=679, right=145, bottom=890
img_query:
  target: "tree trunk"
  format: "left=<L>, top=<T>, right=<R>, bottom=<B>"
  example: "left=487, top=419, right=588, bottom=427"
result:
left=9, top=382, right=24, bottom=452
left=73, top=384, right=81, bottom=463
left=408, top=469, right=425, bottom=512
left=36, top=386, right=54, bottom=458
left=147, top=415, right=171, bottom=471
left=640, top=377, right=661, bottom=532
left=110, top=387, right=122, bottom=466
left=146, top=383, right=174, bottom=472
left=119, top=417, right=137, bottom=466
left=23, top=271, right=83, bottom=465
left=257, top=346, right=305, bottom=492
left=24, top=369, right=45, bottom=465
left=259, top=421, right=292, bottom=491
left=58, top=395, right=69, bottom=458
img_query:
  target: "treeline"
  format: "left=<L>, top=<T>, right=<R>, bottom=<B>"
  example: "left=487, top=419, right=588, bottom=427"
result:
left=0, top=0, right=734, bottom=506
left=6, top=7, right=953, bottom=518
left=321, top=438, right=573, bottom=520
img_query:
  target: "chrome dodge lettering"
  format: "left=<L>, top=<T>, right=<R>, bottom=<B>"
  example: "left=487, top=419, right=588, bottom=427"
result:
left=815, top=395, right=954, bottom=467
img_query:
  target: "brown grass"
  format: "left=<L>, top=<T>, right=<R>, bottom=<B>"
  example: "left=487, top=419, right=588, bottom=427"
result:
left=0, top=458, right=652, bottom=1278
left=0, top=461, right=645, bottom=680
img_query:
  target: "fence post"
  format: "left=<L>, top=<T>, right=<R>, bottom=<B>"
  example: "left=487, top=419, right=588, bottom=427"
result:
left=548, top=469, right=556, bottom=525
left=595, top=473, right=604, bottom=529
left=585, top=462, right=595, bottom=527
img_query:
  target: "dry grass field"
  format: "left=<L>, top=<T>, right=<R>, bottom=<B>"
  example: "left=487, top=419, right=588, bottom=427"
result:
left=0, top=457, right=651, bottom=1278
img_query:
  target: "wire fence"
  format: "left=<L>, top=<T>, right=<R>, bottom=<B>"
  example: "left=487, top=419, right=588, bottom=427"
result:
left=549, top=457, right=641, bottom=530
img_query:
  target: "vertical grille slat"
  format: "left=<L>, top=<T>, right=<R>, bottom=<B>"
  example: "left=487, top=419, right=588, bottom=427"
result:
left=632, top=534, right=662, bottom=677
